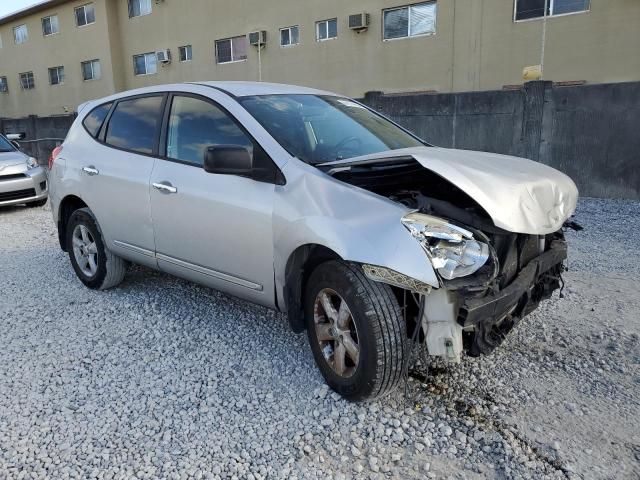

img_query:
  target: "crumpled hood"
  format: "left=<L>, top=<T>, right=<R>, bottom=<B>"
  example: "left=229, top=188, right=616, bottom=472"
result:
left=0, top=151, right=28, bottom=169
left=323, top=146, right=579, bottom=235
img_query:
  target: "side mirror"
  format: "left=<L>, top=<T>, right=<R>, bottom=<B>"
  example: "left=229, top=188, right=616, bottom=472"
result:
left=204, top=145, right=253, bottom=177
left=11, top=140, right=21, bottom=150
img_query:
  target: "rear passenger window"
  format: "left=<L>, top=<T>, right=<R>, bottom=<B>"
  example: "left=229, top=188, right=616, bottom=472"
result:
left=105, top=95, right=164, bottom=154
left=166, top=95, right=253, bottom=166
left=83, top=102, right=112, bottom=138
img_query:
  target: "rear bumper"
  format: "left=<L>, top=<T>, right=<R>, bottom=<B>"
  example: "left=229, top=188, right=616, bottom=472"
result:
left=459, top=239, right=567, bottom=356
left=0, top=167, right=48, bottom=206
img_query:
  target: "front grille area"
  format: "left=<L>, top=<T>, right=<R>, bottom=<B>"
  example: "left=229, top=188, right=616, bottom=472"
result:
left=0, top=173, right=27, bottom=182
left=0, top=188, right=36, bottom=202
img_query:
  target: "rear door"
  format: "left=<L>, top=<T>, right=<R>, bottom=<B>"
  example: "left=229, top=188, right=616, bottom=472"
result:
left=80, top=94, right=166, bottom=267
left=149, top=93, right=278, bottom=308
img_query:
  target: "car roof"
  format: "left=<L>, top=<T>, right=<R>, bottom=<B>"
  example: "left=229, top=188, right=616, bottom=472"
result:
left=195, top=81, right=336, bottom=97
left=77, top=81, right=341, bottom=116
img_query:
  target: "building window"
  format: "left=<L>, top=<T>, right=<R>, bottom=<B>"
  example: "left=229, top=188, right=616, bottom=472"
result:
left=514, top=0, right=590, bottom=21
left=383, top=2, right=437, bottom=40
left=19, top=72, right=35, bottom=90
left=179, top=45, right=192, bottom=62
left=0, top=77, right=8, bottom=93
left=280, top=26, right=299, bottom=47
left=82, top=59, right=101, bottom=81
left=128, top=0, right=152, bottom=18
left=13, top=25, right=28, bottom=44
left=215, top=36, right=247, bottom=64
left=316, top=18, right=337, bottom=41
left=75, top=3, right=96, bottom=27
left=133, top=52, right=158, bottom=75
left=48, top=66, right=65, bottom=85
left=42, top=15, right=60, bottom=36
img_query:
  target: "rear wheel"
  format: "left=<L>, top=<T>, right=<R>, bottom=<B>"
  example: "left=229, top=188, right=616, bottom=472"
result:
left=305, top=260, right=406, bottom=401
left=66, top=208, right=127, bottom=290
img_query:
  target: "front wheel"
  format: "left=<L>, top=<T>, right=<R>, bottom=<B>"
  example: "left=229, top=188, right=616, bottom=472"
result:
left=304, top=260, right=406, bottom=401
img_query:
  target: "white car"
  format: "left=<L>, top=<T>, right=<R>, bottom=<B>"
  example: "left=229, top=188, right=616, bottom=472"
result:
left=0, top=134, right=48, bottom=207
left=50, top=82, right=578, bottom=401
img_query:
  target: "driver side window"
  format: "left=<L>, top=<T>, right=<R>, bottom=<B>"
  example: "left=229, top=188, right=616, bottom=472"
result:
left=166, top=95, right=253, bottom=166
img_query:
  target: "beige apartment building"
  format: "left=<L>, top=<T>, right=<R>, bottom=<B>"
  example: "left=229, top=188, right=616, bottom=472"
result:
left=0, top=0, right=638, bottom=119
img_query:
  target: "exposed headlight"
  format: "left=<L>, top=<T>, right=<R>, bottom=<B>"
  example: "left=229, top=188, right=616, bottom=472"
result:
left=26, top=157, right=39, bottom=170
left=402, top=212, right=490, bottom=280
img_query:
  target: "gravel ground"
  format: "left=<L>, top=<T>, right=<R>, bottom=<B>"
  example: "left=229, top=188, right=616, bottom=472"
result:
left=0, top=198, right=638, bottom=480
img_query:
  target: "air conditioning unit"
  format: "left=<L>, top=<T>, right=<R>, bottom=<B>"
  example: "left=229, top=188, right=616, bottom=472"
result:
left=349, top=13, right=370, bottom=31
left=249, top=30, right=267, bottom=46
left=156, top=49, right=171, bottom=64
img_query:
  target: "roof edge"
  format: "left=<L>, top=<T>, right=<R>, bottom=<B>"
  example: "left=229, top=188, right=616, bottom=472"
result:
left=0, top=0, right=72, bottom=26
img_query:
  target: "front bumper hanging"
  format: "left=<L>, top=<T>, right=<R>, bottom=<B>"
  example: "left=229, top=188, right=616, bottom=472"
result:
left=459, top=239, right=568, bottom=356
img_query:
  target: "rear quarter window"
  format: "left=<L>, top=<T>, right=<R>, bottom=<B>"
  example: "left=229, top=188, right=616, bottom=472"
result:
left=82, top=103, right=112, bottom=138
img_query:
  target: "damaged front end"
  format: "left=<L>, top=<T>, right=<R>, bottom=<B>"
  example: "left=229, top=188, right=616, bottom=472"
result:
left=324, top=154, right=575, bottom=361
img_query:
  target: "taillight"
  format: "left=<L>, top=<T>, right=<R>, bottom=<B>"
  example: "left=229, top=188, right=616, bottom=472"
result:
left=49, top=145, right=63, bottom=170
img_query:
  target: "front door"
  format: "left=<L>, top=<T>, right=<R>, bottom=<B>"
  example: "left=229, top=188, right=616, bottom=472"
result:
left=150, top=93, right=276, bottom=307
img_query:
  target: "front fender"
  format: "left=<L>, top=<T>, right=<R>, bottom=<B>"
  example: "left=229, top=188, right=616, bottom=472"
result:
left=273, top=160, right=439, bottom=310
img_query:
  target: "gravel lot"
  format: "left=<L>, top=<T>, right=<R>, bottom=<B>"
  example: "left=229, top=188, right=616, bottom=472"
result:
left=0, top=198, right=638, bottom=480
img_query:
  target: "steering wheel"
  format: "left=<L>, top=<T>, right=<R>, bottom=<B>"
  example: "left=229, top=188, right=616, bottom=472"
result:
left=333, top=136, right=363, bottom=159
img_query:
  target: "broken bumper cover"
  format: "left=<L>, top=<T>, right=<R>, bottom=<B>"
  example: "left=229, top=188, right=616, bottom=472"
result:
left=458, top=239, right=568, bottom=356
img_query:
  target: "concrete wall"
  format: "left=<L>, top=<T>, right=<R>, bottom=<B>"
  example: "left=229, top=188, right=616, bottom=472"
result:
left=1, top=0, right=639, bottom=118
left=0, top=114, right=74, bottom=163
left=361, top=81, right=640, bottom=200
left=3, top=80, right=638, bottom=200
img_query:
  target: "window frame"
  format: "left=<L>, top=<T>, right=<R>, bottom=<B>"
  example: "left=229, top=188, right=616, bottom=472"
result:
left=128, top=0, right=152, bottom=18
left=81, top=59, right=101, bottom=81
left=280, top=25, right=300, bottom=47
left=178, top=45, right=193, bottom=62
left=0, top=76, right=8, bottom=93
left=215, top=36, right=248, bottom=64
left=13, top=24, right=28, bottom=44
left=19, top=71, right=35, bottom=90
left=382, top=1, right=437, bottom=41
left=133, top=52, right=158, bottom=76
left=100, top=93, right=168, bottom=158
left=42, top=15, right=60, bottom=36
left=315, top=18, right=338, bottom=42
left=48, top=66, right=65, bottom=86
left=513, top=0, right=591, bottom=22
left=75, top=3, right=96, bottom=28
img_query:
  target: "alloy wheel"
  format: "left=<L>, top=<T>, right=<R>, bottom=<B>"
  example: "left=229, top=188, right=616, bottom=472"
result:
left=72, top=224, right=98, bottom=277
left=313, top=288, right=360, bottom=378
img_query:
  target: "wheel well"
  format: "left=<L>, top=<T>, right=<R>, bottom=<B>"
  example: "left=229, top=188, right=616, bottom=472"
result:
left=57, top=195, right=88, bottom=251
left=284, top=244, right=342, bottom=333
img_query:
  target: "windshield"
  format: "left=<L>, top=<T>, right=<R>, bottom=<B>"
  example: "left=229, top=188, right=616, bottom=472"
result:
left=239, top=95, right=425, bottom=164
left=0, top=135, right=15, bottom=153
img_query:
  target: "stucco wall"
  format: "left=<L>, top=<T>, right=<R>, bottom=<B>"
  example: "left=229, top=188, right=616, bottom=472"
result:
left=0, top=0, right=639, bottom=118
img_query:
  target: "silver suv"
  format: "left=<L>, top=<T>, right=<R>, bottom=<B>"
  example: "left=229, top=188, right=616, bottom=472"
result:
left=50, top=82, right=578, bottom=401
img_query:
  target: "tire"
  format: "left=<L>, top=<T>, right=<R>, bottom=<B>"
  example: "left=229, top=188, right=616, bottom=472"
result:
left=27, top=199, right=47, bottom=208
left=304, top=260, right=406, bottom=401
left=66, top=208, right=127, bottom=290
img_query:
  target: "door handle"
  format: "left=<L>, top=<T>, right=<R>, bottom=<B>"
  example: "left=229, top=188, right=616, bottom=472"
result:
left=82, top=166, right=99, bottom=176
left=152, top=182, right=178, bottom=194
